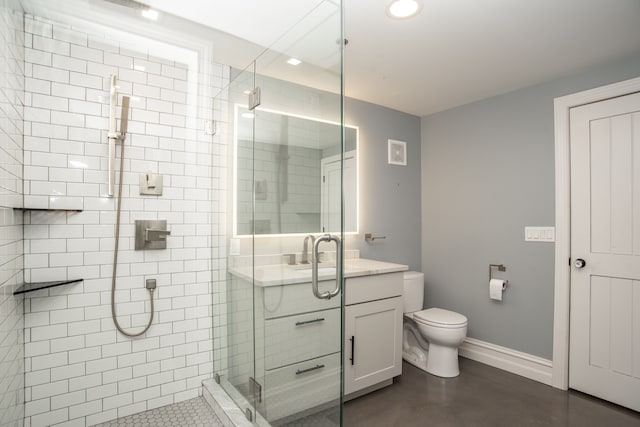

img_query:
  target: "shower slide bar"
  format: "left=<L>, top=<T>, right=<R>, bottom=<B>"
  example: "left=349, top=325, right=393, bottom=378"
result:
left=108, top=75, right=130, bottom=196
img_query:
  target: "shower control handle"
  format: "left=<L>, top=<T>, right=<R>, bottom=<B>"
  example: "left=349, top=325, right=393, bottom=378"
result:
left=135, top=220, right=170, bottom=250
left=145, top=228, right=171, bottom=242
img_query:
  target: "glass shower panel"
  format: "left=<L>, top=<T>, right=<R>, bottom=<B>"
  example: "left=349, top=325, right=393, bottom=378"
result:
left=252, top=0, right=344, bottom=425
left=215, top=1, right=344, bottom=425
left=217, top=62, right=259, bottom=418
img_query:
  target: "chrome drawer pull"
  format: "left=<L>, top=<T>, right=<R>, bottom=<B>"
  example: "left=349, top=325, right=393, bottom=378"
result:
left=295, top=318, right=325, bottom=326
left=295, top=364, right=325, bottom=375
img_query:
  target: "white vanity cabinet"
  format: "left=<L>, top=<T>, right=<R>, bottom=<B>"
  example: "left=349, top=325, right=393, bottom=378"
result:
left=254, top=279, right=342, bottom=422
left=228, top=259, right=407, bottom=420
left=343, top=271, right=404, bottom=397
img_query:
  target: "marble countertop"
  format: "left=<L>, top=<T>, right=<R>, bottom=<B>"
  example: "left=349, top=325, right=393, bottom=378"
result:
left=229, top=257, right=408, bottom=287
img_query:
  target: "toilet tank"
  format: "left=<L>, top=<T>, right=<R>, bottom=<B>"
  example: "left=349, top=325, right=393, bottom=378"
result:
left=403, top=271, right=424, bottom=313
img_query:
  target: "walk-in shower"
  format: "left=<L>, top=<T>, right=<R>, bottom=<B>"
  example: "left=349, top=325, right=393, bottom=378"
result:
left=5, top=0, right=345, bottom=425
left=107, top=74, right=159, bottom=338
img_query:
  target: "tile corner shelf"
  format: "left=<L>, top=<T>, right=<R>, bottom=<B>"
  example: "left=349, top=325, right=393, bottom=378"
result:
left=14, top=278, right=84, bottom=295
left=13, top=207, right=83, bottom=212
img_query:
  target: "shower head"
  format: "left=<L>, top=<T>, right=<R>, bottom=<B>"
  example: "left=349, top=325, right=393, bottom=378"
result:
left=120, top=96, right=130, bottom=138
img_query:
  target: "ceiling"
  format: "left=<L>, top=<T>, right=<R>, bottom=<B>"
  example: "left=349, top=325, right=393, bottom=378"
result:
left=140, top=0, right=640, bottom=117
left=143, top=0, right=640, bottom=117
left=345, top=0, right=640, bottom=116
left=31, top=0, right=640, bottom=117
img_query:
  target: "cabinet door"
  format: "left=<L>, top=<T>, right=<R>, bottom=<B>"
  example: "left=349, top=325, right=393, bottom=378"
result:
left=344, top=296, right=403, bottom=395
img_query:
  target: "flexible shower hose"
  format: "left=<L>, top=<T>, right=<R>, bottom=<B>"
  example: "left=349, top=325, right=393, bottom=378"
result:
left=110, top=136, right=155, bottom=337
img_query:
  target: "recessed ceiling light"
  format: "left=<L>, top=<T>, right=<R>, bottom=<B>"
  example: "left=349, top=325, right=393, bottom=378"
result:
left=287, top=58, right=302, bottom=66
left=386, top=0, right=422, bottom=19
left=141, top=8, right=159, bottom=20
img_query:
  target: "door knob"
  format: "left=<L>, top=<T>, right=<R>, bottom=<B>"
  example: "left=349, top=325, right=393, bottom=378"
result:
left=574, top=258, right=586, bottom=269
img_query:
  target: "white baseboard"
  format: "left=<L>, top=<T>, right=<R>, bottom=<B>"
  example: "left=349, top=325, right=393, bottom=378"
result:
left=459, top=337, right=553, bottom=386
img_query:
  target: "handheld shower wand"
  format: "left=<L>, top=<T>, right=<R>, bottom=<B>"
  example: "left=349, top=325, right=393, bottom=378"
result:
left=108, top=75, right=118, bottom=196
left=108, top=75, right=129, bottom=196
left=108, top=75, right=152, bottom=337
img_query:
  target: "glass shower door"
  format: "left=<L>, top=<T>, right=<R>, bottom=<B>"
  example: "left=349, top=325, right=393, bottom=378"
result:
left=217, top=1, right=344, bottom=425
left=251, top=1, right=344, bottom=424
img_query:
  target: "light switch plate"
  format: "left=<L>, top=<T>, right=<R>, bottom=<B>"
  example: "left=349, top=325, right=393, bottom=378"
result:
left=525, top=226, right=555, bottom=242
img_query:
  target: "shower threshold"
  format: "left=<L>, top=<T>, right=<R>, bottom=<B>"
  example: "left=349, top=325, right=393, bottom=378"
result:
left=202, top=378, right=266, bottom=427
left=202, top=378, right=340, bottom=427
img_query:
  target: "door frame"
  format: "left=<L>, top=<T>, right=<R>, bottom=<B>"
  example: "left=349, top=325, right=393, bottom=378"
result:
left=552, top=75, right=640, bottom=389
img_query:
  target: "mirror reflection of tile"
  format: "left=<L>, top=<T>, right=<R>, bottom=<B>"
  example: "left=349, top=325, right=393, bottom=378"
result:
left=255, top=180, right=268, bottom=200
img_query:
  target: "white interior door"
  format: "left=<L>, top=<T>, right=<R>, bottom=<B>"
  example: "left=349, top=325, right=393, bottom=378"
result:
left=321, top=151, right=356, bottom=233
left=569, top=91, right=640, bottom=412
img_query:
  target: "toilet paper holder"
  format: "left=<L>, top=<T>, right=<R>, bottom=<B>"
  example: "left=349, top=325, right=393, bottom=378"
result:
left=489, top=264, right=509, bottom=287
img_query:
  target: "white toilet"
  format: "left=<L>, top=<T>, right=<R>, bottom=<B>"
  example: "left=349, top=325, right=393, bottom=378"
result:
left=402, top=271, right=468, bottom=378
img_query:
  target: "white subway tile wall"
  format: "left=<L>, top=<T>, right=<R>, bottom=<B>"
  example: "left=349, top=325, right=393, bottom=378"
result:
left=236, top=141, right=321, bottom=235
left=0, top=1, right=25, bottom=426
left=22, top=14, right=230, bottom=426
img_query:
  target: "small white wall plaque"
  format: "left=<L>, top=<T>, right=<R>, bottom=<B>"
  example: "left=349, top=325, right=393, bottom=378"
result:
left=388, top=139, right=407, bottom=166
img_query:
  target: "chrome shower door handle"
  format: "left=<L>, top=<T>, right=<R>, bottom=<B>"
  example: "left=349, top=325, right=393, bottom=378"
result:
left=311, top=234, right=342, bottom=300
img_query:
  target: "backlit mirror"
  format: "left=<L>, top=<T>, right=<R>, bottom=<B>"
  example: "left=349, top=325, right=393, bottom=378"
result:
left=234, top=105, right=358, bottom=235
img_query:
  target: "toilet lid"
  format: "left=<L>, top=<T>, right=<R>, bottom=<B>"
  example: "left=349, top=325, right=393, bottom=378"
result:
left=414, top=308, right=467, bottom=327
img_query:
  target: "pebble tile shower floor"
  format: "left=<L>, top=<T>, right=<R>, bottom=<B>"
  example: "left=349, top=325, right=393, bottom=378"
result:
left=92, top=397, right=223, bottom=427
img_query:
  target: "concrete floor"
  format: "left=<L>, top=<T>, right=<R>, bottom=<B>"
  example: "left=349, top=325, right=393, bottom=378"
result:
left=344, top=359, right=640, bottom=426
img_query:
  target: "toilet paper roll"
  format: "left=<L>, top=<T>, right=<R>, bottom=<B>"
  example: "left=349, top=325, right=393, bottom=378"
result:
left=489, top=278, right=507, bottom=301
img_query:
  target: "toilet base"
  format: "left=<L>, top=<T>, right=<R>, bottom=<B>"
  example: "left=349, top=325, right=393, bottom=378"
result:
left=403, top=319, right=461, bottom=378
left=402, top=347, right=428, bottom=372
left=426, top=343, right=460, bottom=378
left=402, top=345, right=460, bottom=378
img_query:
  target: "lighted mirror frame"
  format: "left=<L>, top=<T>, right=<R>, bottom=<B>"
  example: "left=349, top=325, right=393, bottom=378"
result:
left=232, top=104, right=359, bottom=237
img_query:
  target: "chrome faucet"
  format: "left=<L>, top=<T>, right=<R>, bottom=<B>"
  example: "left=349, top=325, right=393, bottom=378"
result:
left=301, top=234, right=316, bottom=264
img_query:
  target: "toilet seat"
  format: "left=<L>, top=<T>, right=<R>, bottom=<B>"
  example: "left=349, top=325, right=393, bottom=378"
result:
left=414, top=308, right=467, bottom=329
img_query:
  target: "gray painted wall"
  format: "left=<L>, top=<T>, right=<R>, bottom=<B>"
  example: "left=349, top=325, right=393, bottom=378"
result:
left=421, top=55, right=640, bottom=360
left=346, top=98, right=422, bottom=271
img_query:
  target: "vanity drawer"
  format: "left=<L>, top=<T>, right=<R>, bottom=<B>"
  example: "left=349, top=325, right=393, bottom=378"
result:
left=264, top=307, right=341, bottom=370
left=261, top=280, right=340, bottom=319
left=345, top=272, right=403, bottom=305
left=263, top=352, right=340, bottom=422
